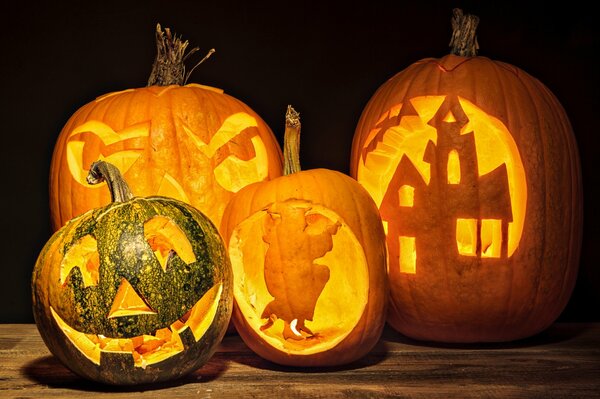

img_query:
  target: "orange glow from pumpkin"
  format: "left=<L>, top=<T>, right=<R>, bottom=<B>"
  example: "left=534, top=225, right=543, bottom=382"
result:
left=456, top=218, right=477, bottom=256
left=443, top=111, right=457, bottom=123
left=183, top=112, right=269, bottom=193
left=108, top=278, right=156, bottom=318
left=399, top=236, right=416, bottom=274
left=213, top=135, right=269, bottom=192
left=447, top=150, right=461, bottom=184
left=66, top=121, right=150, bottom=188
left=398, top=185, right=415, bottom=207
left=144, top=216, right=196, bottom=271
left=59, top=235, right=100, bottom=287
left=228, top=200, right=369, bottom=354
left=481, top=219, right=502, bottom=258
left=358, top=95, right=526, bottom=262
left=50, top=283, right=223, bottom=367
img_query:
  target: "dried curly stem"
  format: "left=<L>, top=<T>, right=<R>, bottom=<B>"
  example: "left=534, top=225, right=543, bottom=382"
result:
left=147, top=23, right=214, bottom=86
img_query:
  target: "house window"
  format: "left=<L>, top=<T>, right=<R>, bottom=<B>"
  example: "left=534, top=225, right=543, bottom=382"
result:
left=481, top=219, right=502, bottom=258
left=447, top=149, right=461, bottom=184
left=399, top=185, right=415, bottom=207
left=399, top=236, right=416, bottom=274
left=456, top=218, right=477, bottom=256
left=456, top=218, right=503, bottom=258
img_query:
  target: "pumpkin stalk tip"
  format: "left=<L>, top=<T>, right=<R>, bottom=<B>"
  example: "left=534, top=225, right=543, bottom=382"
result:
left=283, top=105, right=301, bottom=175
left=184, top=48, right=216, bottom=84
left=87, top=160, right=134, bottom=203
left=449, top=8, right=480, bottom=57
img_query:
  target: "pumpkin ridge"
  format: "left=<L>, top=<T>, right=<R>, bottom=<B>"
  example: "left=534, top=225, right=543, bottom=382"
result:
left=522, top=74, right=577, bottom=328
left=118, top=87, right=139, bottom=134
left=486, top=61, right=519, bottom=336
left=166, top=92, right=185, bottom=193
left=511, top=67, right=548, bottom=327
left=341, top=173, right=386, bottom=354
left=540, top=81, right=582, bottom=311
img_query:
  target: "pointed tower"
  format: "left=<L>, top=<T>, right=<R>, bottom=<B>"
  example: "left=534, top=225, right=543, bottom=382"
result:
left=426, top=95, right=513, bottom=259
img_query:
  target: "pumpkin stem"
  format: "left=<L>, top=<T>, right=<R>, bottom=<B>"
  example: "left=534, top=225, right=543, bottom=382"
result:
left=449, top=8, right=480, bottom=57
left=147, top=23, right=215, bottom=86
left=86, top=161, right=134, bottom=203
left=283, top=105, right=301, bottom=175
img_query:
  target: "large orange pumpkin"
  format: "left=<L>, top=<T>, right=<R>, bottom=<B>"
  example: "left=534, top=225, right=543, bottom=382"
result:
left=50, top=24, right=282, bottom=231
left=221, top=106, right=388, bottom=366
left=350, top=9, right=582, bottom=342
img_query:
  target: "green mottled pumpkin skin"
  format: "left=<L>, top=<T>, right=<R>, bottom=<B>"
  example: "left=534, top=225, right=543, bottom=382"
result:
left=32, top=196, right=233, bottom=385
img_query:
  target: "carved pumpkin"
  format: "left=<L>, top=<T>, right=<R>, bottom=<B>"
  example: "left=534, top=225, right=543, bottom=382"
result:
left=49, top=25, right=283, bottom=231
left=33, top=161, right=232, bottom=385
left=350, top=9, right=582, bottom=342
left=220, top=107, right=388, bottom=366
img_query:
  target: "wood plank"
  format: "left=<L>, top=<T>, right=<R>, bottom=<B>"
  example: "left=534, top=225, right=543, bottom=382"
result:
left=1, top=324, right=599, bottom=398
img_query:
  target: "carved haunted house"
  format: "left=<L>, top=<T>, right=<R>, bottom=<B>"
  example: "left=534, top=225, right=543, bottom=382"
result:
left=379, top=96, right=513, bottom=274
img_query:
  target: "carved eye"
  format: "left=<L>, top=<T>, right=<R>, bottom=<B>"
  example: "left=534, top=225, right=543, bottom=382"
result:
left=183, top=112, right=269, bottom=192
left=66, top=120, right=150, bottom=188
left=144, top=216, right=197, bottom=271
left=60, top=235, right=99, bottom=287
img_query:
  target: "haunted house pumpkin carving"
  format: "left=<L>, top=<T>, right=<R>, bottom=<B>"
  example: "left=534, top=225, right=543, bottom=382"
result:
left=378, top=96, right=514, bottom=274
left=350, top=8, right=582, bottom=344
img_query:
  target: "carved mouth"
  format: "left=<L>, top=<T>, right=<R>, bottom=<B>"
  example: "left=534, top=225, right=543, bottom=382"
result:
left=50, top=283, right=222, bottom=368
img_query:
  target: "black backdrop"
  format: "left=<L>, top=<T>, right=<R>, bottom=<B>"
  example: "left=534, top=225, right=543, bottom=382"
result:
left=1, top=0, right=598, bottom=323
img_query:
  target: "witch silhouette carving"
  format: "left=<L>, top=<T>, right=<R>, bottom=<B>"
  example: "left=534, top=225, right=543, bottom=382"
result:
left=260, top=202, right=341, bottom=340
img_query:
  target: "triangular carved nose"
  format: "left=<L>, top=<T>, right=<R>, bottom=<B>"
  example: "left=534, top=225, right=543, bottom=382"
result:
left=108, top=278, right=156, bottom=318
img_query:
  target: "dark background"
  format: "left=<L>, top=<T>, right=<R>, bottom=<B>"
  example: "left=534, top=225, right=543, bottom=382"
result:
left=1, top=1, right=598, bottom=323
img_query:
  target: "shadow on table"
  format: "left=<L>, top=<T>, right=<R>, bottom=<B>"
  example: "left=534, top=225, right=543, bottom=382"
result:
left=379, top=322, right=590, bottom=350
left=229, top=337, right=391, bottom=373
left=21, top=353, right=230, bottom=392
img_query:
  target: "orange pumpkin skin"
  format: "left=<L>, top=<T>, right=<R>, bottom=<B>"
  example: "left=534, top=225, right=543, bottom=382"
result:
left=220, top=169, right=388, bottom=366
left=50, top=84, right=283, bottom=231
left=351, top=55, right=582, bottom=342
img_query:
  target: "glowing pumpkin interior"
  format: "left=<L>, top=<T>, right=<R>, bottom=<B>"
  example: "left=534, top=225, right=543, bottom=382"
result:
left=51, top=215, right=223, bottom=368
left=228, top=199, right=369, bottom=354
left=357, top=95, right=526, bottom=274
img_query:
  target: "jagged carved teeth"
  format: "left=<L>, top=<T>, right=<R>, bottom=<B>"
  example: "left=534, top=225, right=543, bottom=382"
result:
left=49, top=283, right=223, bottom=368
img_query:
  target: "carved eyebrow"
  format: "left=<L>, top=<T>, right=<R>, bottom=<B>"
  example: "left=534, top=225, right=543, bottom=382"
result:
left=144, top=216, right=196, bottom=271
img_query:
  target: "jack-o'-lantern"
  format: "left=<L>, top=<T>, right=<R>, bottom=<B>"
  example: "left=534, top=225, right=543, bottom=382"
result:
left=33, top=160, right=232, bottom=385
left=49, top=24, right=283, bottom=231
left=350, top=9, right=582, bottom=343
left=220, top=106, right=388, bottom=366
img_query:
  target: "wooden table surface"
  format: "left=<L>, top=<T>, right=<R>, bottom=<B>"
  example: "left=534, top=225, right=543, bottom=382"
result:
left=1, top=323, right=599, bottom=398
